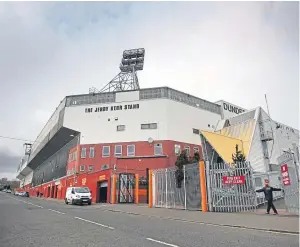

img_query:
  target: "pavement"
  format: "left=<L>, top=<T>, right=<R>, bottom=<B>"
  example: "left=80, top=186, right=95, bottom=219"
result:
left=1, top=192, right=299, bottom=247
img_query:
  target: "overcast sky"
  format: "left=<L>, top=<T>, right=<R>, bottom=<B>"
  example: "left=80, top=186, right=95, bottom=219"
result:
left=0, top=2, right=299, bottom=180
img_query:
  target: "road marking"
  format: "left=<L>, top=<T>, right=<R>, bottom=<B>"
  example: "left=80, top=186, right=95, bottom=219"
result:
left=48, top=209, right=65, bottom=215
left=146, top=238, right=179, bottom=247
left=74, top=217, right=115, bottom=230
left=26, top=202, right=44, bottom=208
left=6, top=195, right=44, bottom=208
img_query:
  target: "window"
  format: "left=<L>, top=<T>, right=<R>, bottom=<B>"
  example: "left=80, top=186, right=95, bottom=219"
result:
left=193, top=147, right=199, bottom=154
left=88, top=165, right=94, bottom=172
left=184, top=146, right=190, bottom=156
left=193, top=128, right=200, bottom=135
left=115, top=145, right=122, bottom=157
left=127, top=145, right=135, bottom=156
left=154, top=143, right=163, bottom=155
left=80, top=165, right=85, bottom=172
left=102, top=146, right=110, bottom=157
left=117, top=125, right=125, bottom=131
left=101, top=164, right=109, bottom=170
left=141, top=123, right=157, bottom=129
left=89, top=147, right=95, bottom=158
left=81, top=148, right=87, bottom=158
left=174, top=144, right=181, bottom=156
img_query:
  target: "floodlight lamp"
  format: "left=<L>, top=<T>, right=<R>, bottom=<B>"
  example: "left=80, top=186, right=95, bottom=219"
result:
left=123, top=48, right=145, bottom=59
left=119, top=50, right=145, bottom=72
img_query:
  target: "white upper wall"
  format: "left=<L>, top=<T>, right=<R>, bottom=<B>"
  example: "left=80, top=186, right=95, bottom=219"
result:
left=216, top=100, right=247, bottom=119
left=260, top=109, right=299, bottom=165
left=63, top=98, right=222, bottom=145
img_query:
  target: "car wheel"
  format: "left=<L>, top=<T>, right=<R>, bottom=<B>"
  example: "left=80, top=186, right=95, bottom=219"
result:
left=65, top=199, right=69, bottom=204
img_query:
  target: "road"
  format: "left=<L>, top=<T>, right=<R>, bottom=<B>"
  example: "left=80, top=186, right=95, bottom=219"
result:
left=0, top=193, right=298, bottom=247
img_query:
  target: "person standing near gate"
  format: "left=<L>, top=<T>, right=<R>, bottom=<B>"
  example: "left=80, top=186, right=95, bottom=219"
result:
left=256, top=179, right=283, bottom=215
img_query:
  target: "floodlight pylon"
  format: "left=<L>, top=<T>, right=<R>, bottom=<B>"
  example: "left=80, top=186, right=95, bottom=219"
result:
left=98, top=48, right=145, bottom=93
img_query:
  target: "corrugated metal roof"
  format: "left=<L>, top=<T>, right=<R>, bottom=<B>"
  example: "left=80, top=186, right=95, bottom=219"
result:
left=217, top=119, right=255, bottom=157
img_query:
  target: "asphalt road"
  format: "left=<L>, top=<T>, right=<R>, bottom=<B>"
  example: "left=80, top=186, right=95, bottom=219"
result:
left=0, top=193, right=298, bottom=247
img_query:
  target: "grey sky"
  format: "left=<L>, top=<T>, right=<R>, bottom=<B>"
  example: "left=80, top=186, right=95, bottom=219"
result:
left=0, top=2, right=299, bottom=179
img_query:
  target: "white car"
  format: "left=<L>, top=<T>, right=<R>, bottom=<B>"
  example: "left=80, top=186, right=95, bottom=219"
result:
left=65, top=187, right=92, bottom=206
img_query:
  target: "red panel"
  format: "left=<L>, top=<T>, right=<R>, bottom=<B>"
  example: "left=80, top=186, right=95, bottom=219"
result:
left=281, top=164, right=291, bottom=186
left=222, top=176, right=245, bottom=185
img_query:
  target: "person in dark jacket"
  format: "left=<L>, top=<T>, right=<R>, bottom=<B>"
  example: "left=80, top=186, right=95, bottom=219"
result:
left=256, top=179, right=282, bottom=215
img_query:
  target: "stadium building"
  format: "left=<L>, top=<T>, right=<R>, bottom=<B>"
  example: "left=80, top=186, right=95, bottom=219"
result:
left=16, top=48, right=299, bottom=203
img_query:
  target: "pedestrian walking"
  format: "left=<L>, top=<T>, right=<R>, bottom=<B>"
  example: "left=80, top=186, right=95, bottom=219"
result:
left=256, top=179, right=283, bottom=215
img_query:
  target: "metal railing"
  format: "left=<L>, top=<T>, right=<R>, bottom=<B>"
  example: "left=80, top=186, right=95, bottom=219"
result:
left=206, top=161, right=257, bottom=213
left=277, top=152, right=299, bottom=215
left=152, top=163, right=201, bottom=210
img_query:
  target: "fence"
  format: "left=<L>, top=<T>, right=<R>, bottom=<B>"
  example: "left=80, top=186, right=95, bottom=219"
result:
left=253, top=171, right=283, bottom=206
left=277, top=152, right=299, bottom=215
left=206, top=161, right=257, bottom=212
left=152, top=163, right=201, bottom=210
left=151, top=161, right=289, bottom=213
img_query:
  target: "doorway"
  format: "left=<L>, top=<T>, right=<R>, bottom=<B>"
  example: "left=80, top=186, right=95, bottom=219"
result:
left=118, top=173, right=135, bottom=203
left=54, top=185, right=58, bottom=198
left=51, top=186, right=55, bottom=198
left=97, top=181, right=108, bottom=203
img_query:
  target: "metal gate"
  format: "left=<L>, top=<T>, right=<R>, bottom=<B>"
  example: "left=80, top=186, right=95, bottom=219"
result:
left=277, top=152, right=299, bottom=215
left=206, top=161, right=257, bottom=212
left=152, top=163, right=201, bottom=210
left=118, top=173, right=135, bottom=203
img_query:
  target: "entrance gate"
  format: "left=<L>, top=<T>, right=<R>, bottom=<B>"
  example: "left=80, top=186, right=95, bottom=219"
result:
left=206, top=161, right=257, bottom=212
left=152, top=163, right=201, bottom=210
left=277, top=152, right=299, bottom=215
left=118, top=173, right=135, bottom=203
